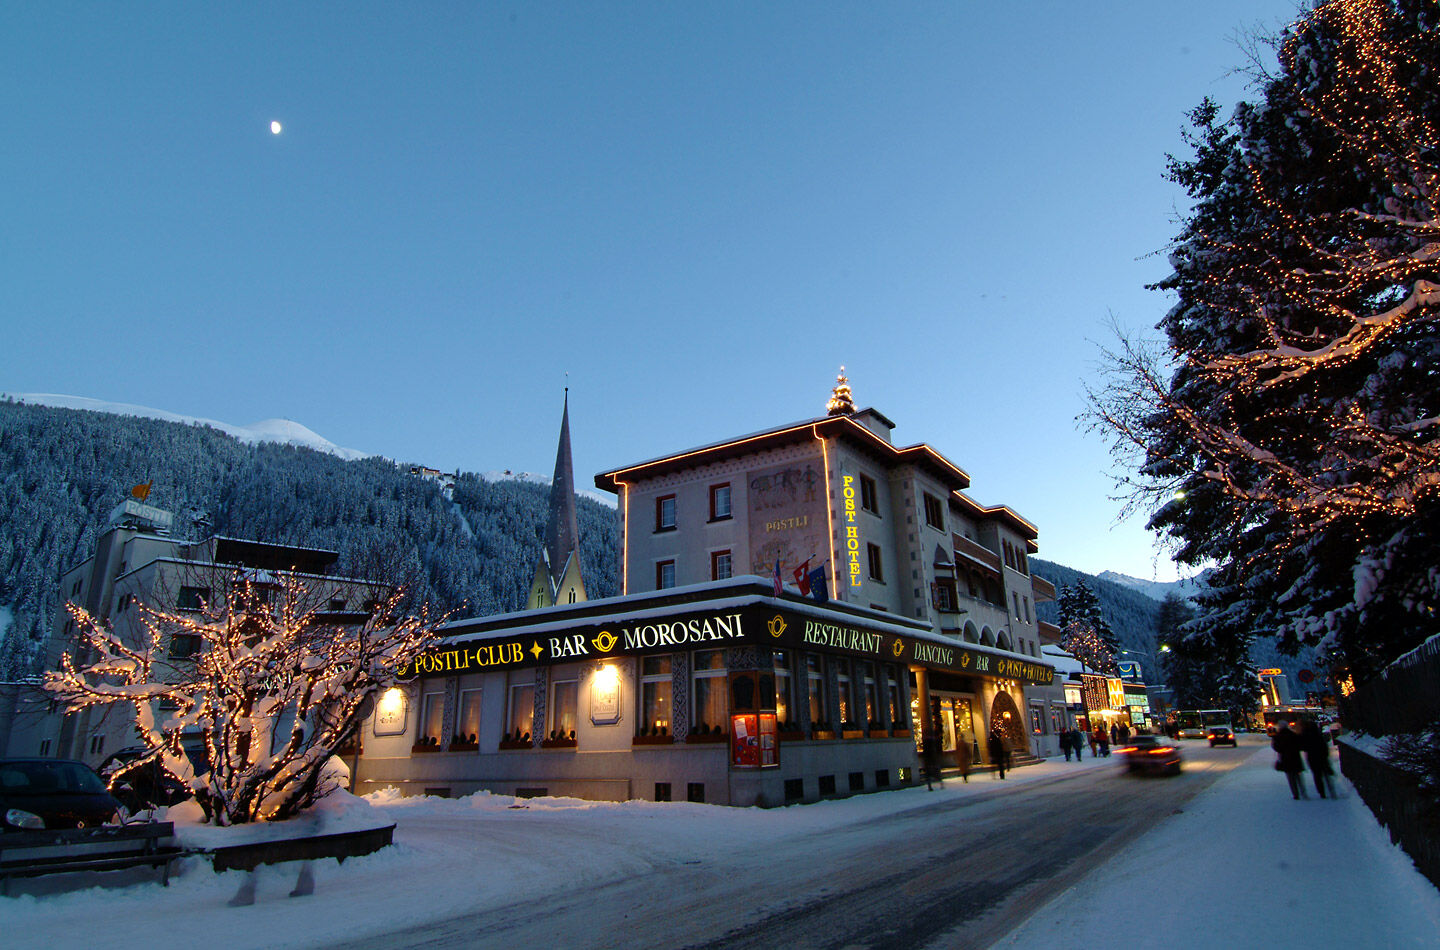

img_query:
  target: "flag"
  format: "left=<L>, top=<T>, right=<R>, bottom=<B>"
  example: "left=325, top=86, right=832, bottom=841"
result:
left=131, top=481, right=152, bottom=502
left=792, top=558, right=812, bottom=596
left=809, top=567, right=829, bottom=603
left=772, top=560, right=783, bottom=596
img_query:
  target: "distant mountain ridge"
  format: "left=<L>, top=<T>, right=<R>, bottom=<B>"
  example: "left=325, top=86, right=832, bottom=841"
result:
left=1096, top=570, right=1206, bottom=604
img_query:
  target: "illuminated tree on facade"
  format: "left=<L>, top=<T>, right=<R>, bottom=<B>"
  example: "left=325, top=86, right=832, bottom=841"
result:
left=1090, top=0, right=1440, bottom=678
left=1058, top=580, right=1120, bottom=674
left=45, top=576, right=438, bottom=825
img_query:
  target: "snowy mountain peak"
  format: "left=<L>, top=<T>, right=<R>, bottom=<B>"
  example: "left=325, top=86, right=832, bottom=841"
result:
left=2, top=393, right=372, bottom=461
left=1096, top=570, right=1202, bottom=602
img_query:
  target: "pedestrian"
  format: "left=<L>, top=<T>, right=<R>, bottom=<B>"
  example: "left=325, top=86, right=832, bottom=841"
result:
left=1060, top=729, right=1073, bottom=762
left=1110, top=722, right=1119, bottom=746
left=956, top=737, right=973, bottom=783
left=987, top=732, right=1008, bottom=780
left=1299, top=720, right=1336, bottom=799
left=1087, top=727, right=1098, bottom=758
left=1272, top=721, right=1308, bottom=800
left=1118, top=722, right=1131, bottom=743
left=1071, top=727, right=1084, bottom=761
left=921, top=734, right=945, bottom=791
left=1094, top=725, right=1110, bottom=757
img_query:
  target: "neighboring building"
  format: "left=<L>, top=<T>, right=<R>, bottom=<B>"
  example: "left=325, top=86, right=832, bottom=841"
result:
left=526, top=393, right=587, bottom=611
left=353, top=380, right=1061, bottom=805
left=0, top=498, right=388, bottom=766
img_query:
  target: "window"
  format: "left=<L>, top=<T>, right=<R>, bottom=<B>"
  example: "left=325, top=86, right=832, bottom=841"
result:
left=806, top=655, right=826, bottom=727
left=456, top=688, right=482, bottom=745
left=860, top=475, right=878, bottom=514
left=692, top=650, right=727, bottom=734
left=507, top=680, right=534, bottom=741
left=885, top=667, right=904, bottom=726
left=1051, top=706, right=1065, bottom=735
left=169, top=633, right=202, bottom=659
left=89, top=735, right=104, bottom=755
left=72, top=579, right=82, bottom=597
left=867, top=543, right=884, bottom=582
left=655, top=494, right=677, bottom=531
left=549, top=677, right=578, bottom=741
left=1024, top=596, right=1031, bottom=623
left=567, top=590, right=577, bottom=604
left=773, top=651, right=792, bottom=725
left=640, top=656, right=672, bottom=735
left=709, top=483, right=732, bottom=521
left=923, top=493, right=944, bottom=530
left=420, top=691, right=445, bottom=747
left=860, top=662, right=878, bottom=726
left=711, top=550, right=732, bottom=581
left=656, top=560, right=676, bottom=590
left=1030, top=704, right=1045, bottom=735
left=39, top=738, right=51, bottom=756
left=934, top=582, right=955, bottom=612
left=177, top=586, right=208, bottom=612
left=1014, top=592, right=1022, bottom=620
left=328, top=598, right=346, bottom=612
left=837, top=663, right=854, bottom=725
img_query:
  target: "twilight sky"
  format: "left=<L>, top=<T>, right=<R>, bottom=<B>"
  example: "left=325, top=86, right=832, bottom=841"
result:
left=0, top=2, right=1302, bottom=582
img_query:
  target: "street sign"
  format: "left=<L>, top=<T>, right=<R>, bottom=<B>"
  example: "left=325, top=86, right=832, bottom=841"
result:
left=1258, top=668, right=1283, bottom=676
left=1297, top=669, right=1315, bottom=684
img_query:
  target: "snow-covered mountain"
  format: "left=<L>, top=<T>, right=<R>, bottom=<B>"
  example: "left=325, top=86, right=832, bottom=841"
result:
left=480, top=469, right=615, bottom=508
left=1096, top=570, right=1205, bottom=603
left=3, top=393, right=372, bottom=461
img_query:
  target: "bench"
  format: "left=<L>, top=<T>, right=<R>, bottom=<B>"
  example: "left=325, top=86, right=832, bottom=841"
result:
left=0, top=822, right=184, bottom=894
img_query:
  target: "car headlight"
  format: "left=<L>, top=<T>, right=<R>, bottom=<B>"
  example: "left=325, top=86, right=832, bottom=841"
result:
left=5, top=807, right=45, bottom=830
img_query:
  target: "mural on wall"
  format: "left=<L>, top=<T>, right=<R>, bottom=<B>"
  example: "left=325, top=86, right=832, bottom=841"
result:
left=747, top=458, right=828, bottom=581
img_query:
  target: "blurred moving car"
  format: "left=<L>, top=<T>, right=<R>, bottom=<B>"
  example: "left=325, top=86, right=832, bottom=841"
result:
left=1117, top=736, right=1183, bottom=776
left=98, top=747, right=190, bottom=812
left=1207, top=725, right=1238, bottom=747
left=0, top=758, right=126, bottom=831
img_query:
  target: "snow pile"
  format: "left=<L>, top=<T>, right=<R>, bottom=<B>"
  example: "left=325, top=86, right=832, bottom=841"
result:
left=2, top=393, right=372, bottom=461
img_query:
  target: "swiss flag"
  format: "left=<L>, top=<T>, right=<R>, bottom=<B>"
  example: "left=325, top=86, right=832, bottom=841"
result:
left=792, top=558, right=812, bottom=596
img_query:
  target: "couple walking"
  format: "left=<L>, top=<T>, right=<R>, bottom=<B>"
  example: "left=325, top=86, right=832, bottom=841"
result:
left=1273, top=720, right=1336, bottom=799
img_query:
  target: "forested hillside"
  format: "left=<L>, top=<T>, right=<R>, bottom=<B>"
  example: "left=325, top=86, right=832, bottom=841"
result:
left=0, top=400, right=619, bottom=677
left=1032, top=559, right=1164, bottom=667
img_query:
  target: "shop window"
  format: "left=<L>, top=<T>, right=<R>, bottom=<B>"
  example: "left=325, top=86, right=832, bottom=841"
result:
left=728, top=670, right=778, bottom=768
left=1030, top=704, right=1045, bottom=735
left=692, top=649, right=727, bottom=735
left=773, top=651, right=792, bottom=728
left=548, top=678, right=578, bottom=743
left=867, top=544, right=884, bottom=582
left=655, top=495, right=676, bottom=532
left=860, top=475, right=878, bottom=513
left=806, top=655, right=827, bottom=730
left=923, top=493, right=944, bottom=530
left=711, top=550, right=732, bottom=581
left=506, top=681, right=534, bottom=743
left=837, top=664, right=855, bottom=727
left=860, top=662, right=878, bottom=727
left=709, top=483, right=731, bottom=521
left=656, top=560, right=676, bottom=590
left=640, top=655, right=672, bottom=737
left=419, top=691, right=445, bottom=749
left=455, top=688, right=482, bottom=747
left=885, top=667, right=904, bottom=727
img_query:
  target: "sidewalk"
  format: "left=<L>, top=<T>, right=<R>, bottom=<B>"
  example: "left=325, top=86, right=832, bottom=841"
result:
left=995, top=743, right=1440, bottom=949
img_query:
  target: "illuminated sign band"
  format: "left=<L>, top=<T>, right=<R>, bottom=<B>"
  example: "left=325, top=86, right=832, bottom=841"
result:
left=842, top=474, right=862, bottom=587
left=402, top=605, right=1054, bottom=686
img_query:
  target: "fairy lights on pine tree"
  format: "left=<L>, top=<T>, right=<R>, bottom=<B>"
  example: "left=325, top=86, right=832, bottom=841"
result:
left=826, top=366, right=856, bottom=416
left=45, top=574, right=439, bottom=825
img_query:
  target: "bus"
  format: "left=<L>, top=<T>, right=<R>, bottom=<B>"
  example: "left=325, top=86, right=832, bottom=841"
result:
left=1174, top=709, right=1231, bottom=739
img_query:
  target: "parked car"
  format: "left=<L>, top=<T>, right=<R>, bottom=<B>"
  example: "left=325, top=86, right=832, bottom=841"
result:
left=0, top=758, right=126, bottom=831
left=1207, top=725, right=1238, bottom=747
left=98, top=747, right=190, bottom=812
left=1116, top=736, right=1183, bottom=776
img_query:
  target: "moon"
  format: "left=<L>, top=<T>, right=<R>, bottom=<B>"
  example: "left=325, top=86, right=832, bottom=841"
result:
left=270, top=120, right=282, bottom=135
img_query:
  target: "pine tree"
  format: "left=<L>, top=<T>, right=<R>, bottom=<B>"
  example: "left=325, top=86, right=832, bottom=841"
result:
left=1088, top=0, right=1440, bottom=679
left=1057, top=580, right=1120, bottom=674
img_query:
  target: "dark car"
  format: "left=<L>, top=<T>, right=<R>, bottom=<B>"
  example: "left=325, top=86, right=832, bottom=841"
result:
left=98, top=748, right=190, bottom=812
left=1116, top=735, right=1183, bottom=776
left=1207, top=725, right=1238, bottom=747
left=1, top=758, right=125, bottom=831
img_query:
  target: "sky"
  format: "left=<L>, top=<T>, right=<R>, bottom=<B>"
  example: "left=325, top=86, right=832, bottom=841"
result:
left=0, top=2, right=1305, bottom=583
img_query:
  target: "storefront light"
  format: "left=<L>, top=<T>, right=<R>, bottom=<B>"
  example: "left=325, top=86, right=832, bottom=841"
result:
left=378, top=687, right=405, bottom=718
left=594, top=664, right=620, bottom=692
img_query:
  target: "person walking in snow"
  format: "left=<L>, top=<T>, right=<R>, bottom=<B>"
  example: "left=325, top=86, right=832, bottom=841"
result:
left=1094, top=725, right=1110, bottom=757
left=1087, top=727, right=1098, bottom=758
left=987, top=732, right=1008, bottom=780
left=1300, top=720, right=1335, bottom=799
left=1110, top=722, right=1119, bottom=746
left=956, top=736, right=973, bottom=782
left=1070, top=727, right=1084, bottom=761
left=1272, top=721, right=1308, bottom=800
left=1060, top=729, right=1073, bottom=762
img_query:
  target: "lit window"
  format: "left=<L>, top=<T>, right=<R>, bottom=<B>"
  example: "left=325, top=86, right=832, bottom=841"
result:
left=806, top=655, right=826, bottom=727
left=657, top=560, right=676, bottom=590
left=420, top=691, right=445, bottom=746
left=549, top=678, right=578, bottom=742
left=692, top=650, right=727, bottom=734
left=711, top=550, right=732, bottom=581
left=655, top=495, right=676, bottom=531
left=507, top=679, right=534, bottom=742
left=773, top=651, right=792, bottom=725
left=456, top=688, right=482, bottom=745
left=641, top=656, right=672, bottom=736
left=709, top=484, right=732, bottom=521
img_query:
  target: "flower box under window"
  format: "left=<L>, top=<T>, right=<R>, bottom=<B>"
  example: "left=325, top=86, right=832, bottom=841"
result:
left=447, top=740, right=478, bottom=753
left=685, top=731, right=727, bottom=744
left=412, top=741, right=442, bottom=754
left=498, top=738, right=532, bottom=751
left=776, top=730, right=806, bottom=743
left=633, top=734, right=673, bottom=746
left=541, top=737, right=578, bottom=749
left=810, top=730, right=836, bottom=741
left=841, top=729, right=865, bottom=740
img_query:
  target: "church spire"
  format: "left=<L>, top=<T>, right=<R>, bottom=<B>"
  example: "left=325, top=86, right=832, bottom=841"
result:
left=543, top=390, right=583, bottom=589
left=826, top=366, right=856, bottom=416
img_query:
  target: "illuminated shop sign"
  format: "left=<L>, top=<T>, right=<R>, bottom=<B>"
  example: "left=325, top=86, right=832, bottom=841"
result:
left=1082, top=674, right=1111, bottom=711
left=841, top=474, right=862, bottom=588
left=403, top=604, right=1052, bottom=686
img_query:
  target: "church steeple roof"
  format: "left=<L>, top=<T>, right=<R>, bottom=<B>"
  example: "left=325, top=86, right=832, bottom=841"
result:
left=544, top=390, right=582, bottom=587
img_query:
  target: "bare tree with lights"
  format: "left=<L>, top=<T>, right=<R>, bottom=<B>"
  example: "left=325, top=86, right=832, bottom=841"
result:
left=1088, top=0, right=1440, bottom=677
left=45, top=575, right=438, bottom=825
